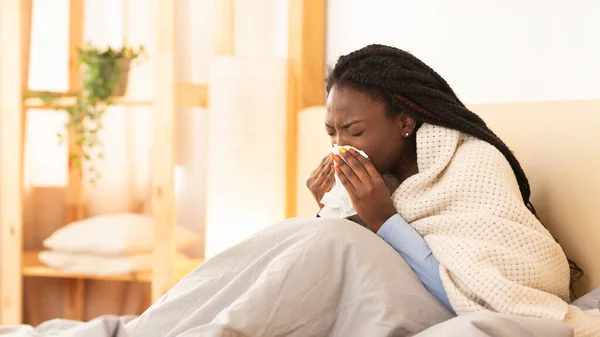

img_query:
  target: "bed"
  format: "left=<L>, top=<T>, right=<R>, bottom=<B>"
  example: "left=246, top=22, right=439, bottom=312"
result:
left=2, top=100, right=600, bottom=336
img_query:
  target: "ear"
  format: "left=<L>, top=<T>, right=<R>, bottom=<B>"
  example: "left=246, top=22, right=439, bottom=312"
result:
left=395, top=113, right=417, bottom=138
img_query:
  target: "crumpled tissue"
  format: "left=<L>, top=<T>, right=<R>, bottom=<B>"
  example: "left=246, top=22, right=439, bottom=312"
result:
left=318, top=144, right=369, bottom=218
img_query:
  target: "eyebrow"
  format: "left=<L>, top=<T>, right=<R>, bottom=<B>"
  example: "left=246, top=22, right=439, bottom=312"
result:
left=325, top=120, right=364, bottom=129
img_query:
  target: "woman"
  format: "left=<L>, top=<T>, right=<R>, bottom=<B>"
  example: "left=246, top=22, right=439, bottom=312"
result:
left=306, top=43, right=551, bottom=317
left=126, top=45, right=598, bottom=337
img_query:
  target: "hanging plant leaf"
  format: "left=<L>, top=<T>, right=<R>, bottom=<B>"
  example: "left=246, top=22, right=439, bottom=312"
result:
left=32, top=42, right=147, bottom=185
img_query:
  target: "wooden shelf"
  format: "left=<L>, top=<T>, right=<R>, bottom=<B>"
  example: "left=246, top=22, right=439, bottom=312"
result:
left=1, top=0, right=224, bottom=325
left=23, top=83, right=207, bottom=109
left=22, top=250, right=203, bottom=284
left=24, top=94, right=153, bottom=109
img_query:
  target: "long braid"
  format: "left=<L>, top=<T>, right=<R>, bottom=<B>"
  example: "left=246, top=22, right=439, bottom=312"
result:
left=327, top=44, right=584, bottom=297
left=327, top=44, right=532, bottom=209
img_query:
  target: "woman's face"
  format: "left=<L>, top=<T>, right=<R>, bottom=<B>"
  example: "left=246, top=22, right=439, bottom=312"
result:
left=325, top=85, right=415, bottom=175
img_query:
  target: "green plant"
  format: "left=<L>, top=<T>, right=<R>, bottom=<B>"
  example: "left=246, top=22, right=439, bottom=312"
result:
left=78, top=43, right=147, bottom=100
left=35, top=43, right=147, bottom=185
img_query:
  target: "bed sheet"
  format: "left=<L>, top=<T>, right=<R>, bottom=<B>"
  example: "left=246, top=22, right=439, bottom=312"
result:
left=0, top=311, right=578, bottom=337
left=0, top=218, right=591, bottom=337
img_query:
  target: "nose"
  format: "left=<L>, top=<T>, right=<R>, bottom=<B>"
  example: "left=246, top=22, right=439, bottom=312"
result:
left=332, top=134, right=352, bottom=147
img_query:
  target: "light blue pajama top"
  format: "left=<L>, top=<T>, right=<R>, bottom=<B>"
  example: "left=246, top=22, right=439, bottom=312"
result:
left=377, top=213, right=454, bottom=313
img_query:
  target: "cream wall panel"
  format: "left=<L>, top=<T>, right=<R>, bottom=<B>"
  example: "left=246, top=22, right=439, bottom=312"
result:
left=326, top=0, right=600, bottom=104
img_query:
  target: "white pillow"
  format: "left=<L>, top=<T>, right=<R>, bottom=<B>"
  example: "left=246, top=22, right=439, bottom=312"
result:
left=43, top=213, right=200, bottom=255
left=38, top=250, right=189, bottom=275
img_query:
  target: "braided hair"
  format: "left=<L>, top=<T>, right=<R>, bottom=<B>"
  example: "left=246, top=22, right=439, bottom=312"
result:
left=326, top=44, right=585, bottom=298
left=326, top=44, right=534, bottom=212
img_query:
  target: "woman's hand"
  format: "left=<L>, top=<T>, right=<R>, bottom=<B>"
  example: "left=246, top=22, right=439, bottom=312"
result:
left=306, top=154, right=335, bottom=209
left=334, top=148, right=397, bottom=232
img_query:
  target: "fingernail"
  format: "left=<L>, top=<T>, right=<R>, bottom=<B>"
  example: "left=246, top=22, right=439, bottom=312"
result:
left=334, top=155, right=341, bottom=162
left=339, top=148, right=347, bottom=153
left=348, top=148, right=356, bottom=154
left=335, top=165, right=341, bottom=171
left=329, top=153, right=333, bottom=160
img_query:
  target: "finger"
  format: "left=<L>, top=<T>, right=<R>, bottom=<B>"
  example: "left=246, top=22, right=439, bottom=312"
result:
left=334, top=153, right=362, bottom=188
left=325, top=154, right=333, bottom=167
left=309, top=159, right=326, bottom=184
left=322, top=155, right=333, bottom=170
left=314, top=154, right=332, bottom=174
left=350, top=149, right=381, bottom=179
left=323, top=172, right=335, bottom=192
left=317, top=155, right=329, bottom=171
left=335, top=164, right=356, bottom=196
left=340, top=149, right=370, bottom=182
left=313, top=167, right=330, bottom=187
left=319, top=154, right=334, bottom=173
left=314, top=159, right=334, bottom=185
left=322, top=158, right=333, bottom=176
left=313, top=155, right=330, bottom=174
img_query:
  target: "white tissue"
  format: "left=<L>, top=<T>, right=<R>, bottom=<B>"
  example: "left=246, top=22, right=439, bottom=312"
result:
left=318, top=145, right=369, bottom=218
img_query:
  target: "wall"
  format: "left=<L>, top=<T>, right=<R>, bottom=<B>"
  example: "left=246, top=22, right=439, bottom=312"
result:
left=326, top=0, right=600, bottom=104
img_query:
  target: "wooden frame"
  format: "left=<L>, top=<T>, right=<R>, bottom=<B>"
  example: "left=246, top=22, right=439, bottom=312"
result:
left=23, top=84, right=207, bottom=109
left=0, top=0, right=326, bottom=324
left=63, top=0, right=85, bottom=320
left=0, top=0, right=206, bottom=324
left=0, top=0, right=30, bottom=325
left=151, top=0, right=178, bottom=301
left=286, top=0, right=327, bottom=217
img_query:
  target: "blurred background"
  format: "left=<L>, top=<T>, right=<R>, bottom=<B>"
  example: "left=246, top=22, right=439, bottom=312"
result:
left=1, top=0, right=599, bottom=327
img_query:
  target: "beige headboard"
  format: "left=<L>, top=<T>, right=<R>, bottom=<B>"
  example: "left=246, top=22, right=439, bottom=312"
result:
left=297, top=99, right=600, bottom=297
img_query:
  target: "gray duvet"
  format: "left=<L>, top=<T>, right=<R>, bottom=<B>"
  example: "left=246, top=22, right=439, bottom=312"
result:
left=0, top=311, right=576, bottom=337
left=0, top=218, right=583, bottom=337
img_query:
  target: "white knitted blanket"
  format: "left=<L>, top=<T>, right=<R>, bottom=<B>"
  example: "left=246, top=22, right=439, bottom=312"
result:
left=392, top=123, right=600, bottom=336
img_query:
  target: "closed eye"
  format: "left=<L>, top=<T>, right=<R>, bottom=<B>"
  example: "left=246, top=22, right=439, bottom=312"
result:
left=326, top=125, right=335, bottom=136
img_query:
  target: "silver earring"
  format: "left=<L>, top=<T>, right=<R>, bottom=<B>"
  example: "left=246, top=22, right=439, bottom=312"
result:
left=405, top=133, right=409, bottom=137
